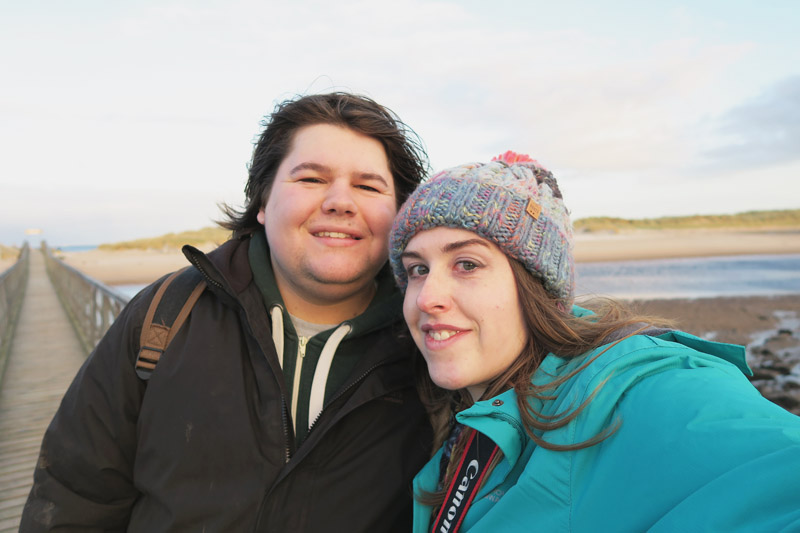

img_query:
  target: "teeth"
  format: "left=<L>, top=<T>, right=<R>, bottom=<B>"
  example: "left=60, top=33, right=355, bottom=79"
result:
left=316, top=231, right=351, bottom=239
left=429, top=330, right=457, bottom=341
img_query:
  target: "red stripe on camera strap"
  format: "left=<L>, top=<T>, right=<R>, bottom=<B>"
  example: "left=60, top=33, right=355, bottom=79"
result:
left=431, top=429, right=499, bottom=533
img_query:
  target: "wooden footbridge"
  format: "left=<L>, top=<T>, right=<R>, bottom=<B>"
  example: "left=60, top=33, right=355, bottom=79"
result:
left=0, top=246, right=127, bottom=531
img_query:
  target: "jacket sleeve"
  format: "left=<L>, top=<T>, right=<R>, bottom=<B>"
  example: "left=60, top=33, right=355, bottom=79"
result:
left=574, top=363, right=800, bottom=532
left=20, top=288, right=154, bottom=532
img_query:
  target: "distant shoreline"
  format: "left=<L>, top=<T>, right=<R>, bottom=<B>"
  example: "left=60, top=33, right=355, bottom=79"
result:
left=573, top=227, right=799, bottom=263
left=40, top=227, right=800, bottom=286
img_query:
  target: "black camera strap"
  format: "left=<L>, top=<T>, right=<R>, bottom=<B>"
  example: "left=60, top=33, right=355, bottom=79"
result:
left=431, top=428, right=499, bottom=533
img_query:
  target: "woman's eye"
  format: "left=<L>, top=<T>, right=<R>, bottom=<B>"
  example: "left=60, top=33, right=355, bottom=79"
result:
left=457, top=260, right=478, bottom=272
left=298, top=177, right=324, bottom=183
left=357, top=184, right=380, bottom=193
left=406, top=264, right=429, bottom=277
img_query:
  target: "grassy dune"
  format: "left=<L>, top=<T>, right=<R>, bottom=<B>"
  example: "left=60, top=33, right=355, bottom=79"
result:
left=94, top=209, right=800, bottom=250
left=0, top=244, right=20, bottom=260
left=574, top=209, right=800, bottom=232
left=98, top=226, right=232, bottom=251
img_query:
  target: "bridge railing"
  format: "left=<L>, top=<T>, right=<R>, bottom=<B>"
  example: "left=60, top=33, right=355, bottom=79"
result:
left=42, top=243, right=130, bottom=354
left=0, top=243, right=30, bottom=378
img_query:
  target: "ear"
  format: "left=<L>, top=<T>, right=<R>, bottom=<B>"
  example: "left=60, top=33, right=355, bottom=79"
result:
left=257, top=207, right=266, bottom=225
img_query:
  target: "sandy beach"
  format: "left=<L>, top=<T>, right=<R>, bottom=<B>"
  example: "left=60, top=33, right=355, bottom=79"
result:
left=54, top=248, right=194, bottom=286
left=49, top=227, right=800, bottom=286
left=573, top=227, right=800, bottom=262
left=0, top=258, right=13, bottom=274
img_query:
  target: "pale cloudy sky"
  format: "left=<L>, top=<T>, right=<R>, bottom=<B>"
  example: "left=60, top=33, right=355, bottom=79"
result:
left=2, top=0, right=798, bottom=246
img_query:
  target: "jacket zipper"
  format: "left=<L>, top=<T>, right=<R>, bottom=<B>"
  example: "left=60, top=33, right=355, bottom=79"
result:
left=189, top=253, right=294, bottom=464
left=187, top=256, right=225, bottom=292
left=254, top=357, right=399, bottom=531
left=281, top=398, right=292, bottom=463
left=306, top=358, right=393, bottom=435
left=290, top=336, right=308, bottom=434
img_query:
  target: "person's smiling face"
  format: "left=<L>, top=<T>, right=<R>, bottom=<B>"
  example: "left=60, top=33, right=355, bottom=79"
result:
left=401, top=227, right=527, bottom=401
left=257, top=123, right=396, bottom=319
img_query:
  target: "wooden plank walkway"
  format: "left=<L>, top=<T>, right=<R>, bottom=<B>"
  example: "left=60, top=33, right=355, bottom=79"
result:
left=0, top=249, right=87, bottom=532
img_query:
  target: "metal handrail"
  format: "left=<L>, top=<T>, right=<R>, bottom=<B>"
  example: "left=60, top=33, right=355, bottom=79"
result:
left=0, top=243, right=30, bottom=379
left=42, top=243, right=130, bottom=354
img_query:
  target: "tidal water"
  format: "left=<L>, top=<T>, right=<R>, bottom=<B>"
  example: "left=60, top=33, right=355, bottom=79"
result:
left=114, top=283, right=147, bottom=300
left=55, top=245, right=99, bottom=252
left=113, top=254, right=800, bottom=302
left=575, top=253, right=800, bottom=300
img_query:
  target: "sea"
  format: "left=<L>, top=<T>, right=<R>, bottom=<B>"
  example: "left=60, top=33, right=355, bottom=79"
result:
left=55, top=244, right=99, bottom=252
left=110, top=253, right=800, bottom=301
left=575, top=253, right=800, bottom=300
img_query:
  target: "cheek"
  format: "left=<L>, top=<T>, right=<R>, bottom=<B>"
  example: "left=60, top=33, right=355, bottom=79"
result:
left=479, top=296, right=521, bottom=340
left=367, top=202, right=398, bottom=236
left=262, top=196, right=282, bottom=226
left=500, top=302, right=527, bottom=359
left=403, top=292, right=428, bottom=344
left=266, top=187, right=314, bottom=223
left=402, top=292, right=418, bottom=328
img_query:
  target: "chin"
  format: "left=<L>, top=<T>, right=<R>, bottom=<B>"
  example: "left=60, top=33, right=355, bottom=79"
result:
left=310, top=268, right=369, bottom=285
left=430, top=373, right=467, bottom=393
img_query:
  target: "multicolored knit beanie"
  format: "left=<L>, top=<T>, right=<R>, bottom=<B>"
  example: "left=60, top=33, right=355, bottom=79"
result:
left=389, top=151, right=575, bottom=302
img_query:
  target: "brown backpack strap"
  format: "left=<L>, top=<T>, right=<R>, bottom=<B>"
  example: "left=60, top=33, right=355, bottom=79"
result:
left=136, top=267, right=207, bottom=380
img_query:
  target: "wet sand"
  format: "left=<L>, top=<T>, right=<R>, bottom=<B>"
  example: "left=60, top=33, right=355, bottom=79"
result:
left=625, top=294, right=800, bottom=348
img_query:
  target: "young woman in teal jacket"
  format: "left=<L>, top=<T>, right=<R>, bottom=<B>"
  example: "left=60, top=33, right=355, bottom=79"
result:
left=389, top=152, right=800, bottom=532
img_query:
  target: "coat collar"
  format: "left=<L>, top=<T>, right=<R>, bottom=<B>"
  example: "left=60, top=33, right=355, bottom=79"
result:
left=456, top=388, right=527, bottom=466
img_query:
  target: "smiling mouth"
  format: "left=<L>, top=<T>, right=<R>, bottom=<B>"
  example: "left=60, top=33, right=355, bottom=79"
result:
left=428, top=329, right=459, bottom=341
left=314, top=231, right=360, bottom=240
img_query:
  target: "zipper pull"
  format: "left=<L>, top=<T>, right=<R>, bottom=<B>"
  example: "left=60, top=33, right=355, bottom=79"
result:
left=289, top=336, right=309, bottom=438
left=298, top=336, right=308, bottom=358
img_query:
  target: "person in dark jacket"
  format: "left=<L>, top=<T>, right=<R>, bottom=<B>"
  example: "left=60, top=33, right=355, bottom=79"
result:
left=21, top=92, right=433, bottom=532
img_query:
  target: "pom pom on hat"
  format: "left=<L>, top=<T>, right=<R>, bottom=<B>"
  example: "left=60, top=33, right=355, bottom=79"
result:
left=389, top=152, right=575, bottom=302
left=491, top=150, right=538, bottom=164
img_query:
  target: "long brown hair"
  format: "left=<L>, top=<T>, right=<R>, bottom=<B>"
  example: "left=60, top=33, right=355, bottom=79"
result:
left=416, top=258, right=672, bottom=506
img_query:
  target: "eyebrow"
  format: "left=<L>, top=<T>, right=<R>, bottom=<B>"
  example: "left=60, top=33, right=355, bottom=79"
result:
left=400, top=238, right=491, bottom=260
left=289, top=162, right=390, bottom=187
left=289, top=162, right=330, bottom=175
left=442, top=238, right=491, bottom=253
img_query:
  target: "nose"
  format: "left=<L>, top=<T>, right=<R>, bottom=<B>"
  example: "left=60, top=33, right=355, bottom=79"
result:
left=321, top=179, right=357, bottom=215
left=414, top=271, right=451, bottom=314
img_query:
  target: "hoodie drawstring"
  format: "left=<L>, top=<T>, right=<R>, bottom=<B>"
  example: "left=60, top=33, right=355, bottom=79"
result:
left=307, top=323, right=352, bottom=429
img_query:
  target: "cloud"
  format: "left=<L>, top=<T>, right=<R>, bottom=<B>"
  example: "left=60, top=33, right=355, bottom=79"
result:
left=700, top=75, right=800, bottom=169
left=0, top=183, right=233, bottom=246
left=2, top=1, right=798, bottom=245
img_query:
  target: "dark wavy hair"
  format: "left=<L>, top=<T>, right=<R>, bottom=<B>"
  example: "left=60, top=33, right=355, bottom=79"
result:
left=220, top=92, right=429, bottom=236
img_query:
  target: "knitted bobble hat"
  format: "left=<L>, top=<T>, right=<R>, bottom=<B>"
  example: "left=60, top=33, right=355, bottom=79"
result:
left=389, top=151, right=575, bottom=302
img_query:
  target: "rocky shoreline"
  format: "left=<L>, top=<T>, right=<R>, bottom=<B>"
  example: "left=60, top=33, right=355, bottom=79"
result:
left=629, top=295, right=800, bottom=415
left=747, top=312, right=800, bottom=414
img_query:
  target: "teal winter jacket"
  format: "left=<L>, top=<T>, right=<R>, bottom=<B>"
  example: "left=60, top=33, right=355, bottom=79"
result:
left=413, top=326, right=800, bottom=532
